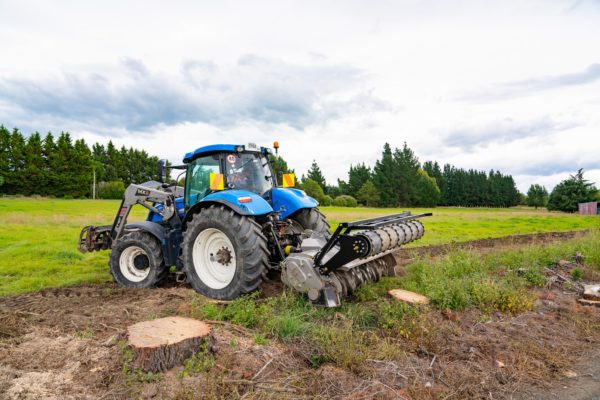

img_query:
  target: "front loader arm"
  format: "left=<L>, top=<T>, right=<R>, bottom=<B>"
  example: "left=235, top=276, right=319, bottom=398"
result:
left=78, top=183, right=175, bottom=253
left=111, top=184, right=175, bottom=241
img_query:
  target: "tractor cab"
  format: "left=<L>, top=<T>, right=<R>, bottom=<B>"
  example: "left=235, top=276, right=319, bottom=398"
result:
left=180, top=143, right=316, bottom=220
left=183, top=143, right=275, bottom=209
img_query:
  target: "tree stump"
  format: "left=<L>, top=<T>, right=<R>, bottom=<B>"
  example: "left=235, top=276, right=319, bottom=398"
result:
left=583, top=284, right=600, bottom=301
left=127, top=316, right=212, bottom=372
left=388, top=289, right=429, bottom=304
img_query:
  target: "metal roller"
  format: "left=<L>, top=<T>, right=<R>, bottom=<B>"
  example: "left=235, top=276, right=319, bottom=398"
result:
left=383, top=226, right=399, bottom=249
left=406, top=220, right=424, bottom=242
left=391, top=224, right=407, bottom=246
left=361, top=230, right=382, bottom=255
left=379, top=228, right=392, bottom=252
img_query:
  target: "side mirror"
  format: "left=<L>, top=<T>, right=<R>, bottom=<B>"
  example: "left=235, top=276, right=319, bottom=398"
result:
left=157, top=159, right=167, bottom=183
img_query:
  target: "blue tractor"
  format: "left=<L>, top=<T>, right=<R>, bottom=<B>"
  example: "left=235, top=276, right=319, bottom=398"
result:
left=79, top=142, right=430, bottom=306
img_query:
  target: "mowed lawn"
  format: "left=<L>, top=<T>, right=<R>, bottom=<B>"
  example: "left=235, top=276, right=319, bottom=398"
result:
left=0, top=198, right=598, bottom=296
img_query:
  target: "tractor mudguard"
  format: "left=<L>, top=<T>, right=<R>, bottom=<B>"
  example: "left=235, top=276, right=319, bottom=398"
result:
left=124, top=221, right=181, bottom=267
left=193, top=190, right=274, bottom=217
left=125, top=221, right=168, bottom=242
left=270, top=188, right=318, bottom=219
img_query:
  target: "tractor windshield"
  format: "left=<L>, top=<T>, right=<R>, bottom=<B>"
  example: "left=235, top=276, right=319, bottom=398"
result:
left=224, top=152, right=274, bottom=195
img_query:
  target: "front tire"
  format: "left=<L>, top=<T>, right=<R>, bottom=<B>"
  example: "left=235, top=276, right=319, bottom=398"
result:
left=291, top=208, right=331, bottom=236
left=182, top=205, right=269, bottom=300
left=109, top=231, right=167, bottom=288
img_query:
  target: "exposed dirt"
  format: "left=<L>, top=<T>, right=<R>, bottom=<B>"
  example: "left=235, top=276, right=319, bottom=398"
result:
left=0, top=230, right=599, bottom=399
left=397, top=230, right=593, bottom=264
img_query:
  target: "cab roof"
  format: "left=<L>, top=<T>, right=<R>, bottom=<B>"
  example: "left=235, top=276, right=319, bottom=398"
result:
left=183, top=144, right=238, bottom=163
left=183, top=143, right=271, bottom=163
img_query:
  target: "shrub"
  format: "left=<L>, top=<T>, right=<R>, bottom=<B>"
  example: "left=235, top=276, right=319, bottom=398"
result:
left=301, top=178, right=328, bottom=205
left=97, top=180, right=125, bottom=199
left=332, top=195, right=358, bottom=207
left=320, top=195, right=333, bottom=206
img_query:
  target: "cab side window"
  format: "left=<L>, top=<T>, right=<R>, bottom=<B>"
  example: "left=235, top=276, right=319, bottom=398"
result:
left=185, top=155, right=220, bottom=207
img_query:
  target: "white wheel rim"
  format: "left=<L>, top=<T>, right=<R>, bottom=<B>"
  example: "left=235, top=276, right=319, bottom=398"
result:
left=193, top=228, right=236, bottom=289
left=119, top=245, right=151, bottom=282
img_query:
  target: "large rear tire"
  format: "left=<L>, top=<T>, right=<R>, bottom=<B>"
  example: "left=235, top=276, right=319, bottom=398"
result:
left=109, top=231, right=167, bottom=288
left=182, top=205, right=269, bottom=300
left=291, top=208, right=331, bottom=236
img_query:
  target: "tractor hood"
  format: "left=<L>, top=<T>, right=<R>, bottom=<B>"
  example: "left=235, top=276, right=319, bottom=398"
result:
left=270, top=188, right=318, bottom=219
left=202, top=190, right=273, bottom=216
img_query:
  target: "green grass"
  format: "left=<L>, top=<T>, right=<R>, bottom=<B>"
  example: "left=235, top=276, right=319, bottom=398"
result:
left=0, top=198, right=147, bottom=296
left=0, top=198, right=598, bottom=296
left=322, top=205, right=599, bottom=246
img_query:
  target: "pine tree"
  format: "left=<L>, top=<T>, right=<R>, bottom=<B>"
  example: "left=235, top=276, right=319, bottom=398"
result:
left=393, top=142, right=420, bottom=206
left=0, top=126, right=10, bottom=191
left=53, top=132, right=75, bottom=197
left=72, top=138, right=93, bottom=197
left=347, top=163, right=371, bottom=198
left=6, top=129, right=26, bottom=194
left=105, top=141, right=120, bottom=182
left=23, top=133, right=44, bottom=195
left=306, top=160, right=326, bottom=191
left=42, top=133, right=57, bottom=195
left=372, top=143, right=397, bottom=207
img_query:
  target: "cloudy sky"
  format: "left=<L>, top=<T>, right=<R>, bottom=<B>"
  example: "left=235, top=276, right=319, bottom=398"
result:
left=1, top=0, right=599, bottom=191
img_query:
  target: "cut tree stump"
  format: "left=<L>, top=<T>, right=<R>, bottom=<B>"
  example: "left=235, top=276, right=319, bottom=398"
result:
left=578, top=298, right=600, bottom=308
left=127, top=316, right=212, bottom=372
left=388, top=289, right=429, bottom=304
left=583, top=284, right=600, bottom=301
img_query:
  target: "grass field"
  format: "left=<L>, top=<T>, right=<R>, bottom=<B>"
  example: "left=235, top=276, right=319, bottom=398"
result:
left=0, top=198, right=598, bottom=297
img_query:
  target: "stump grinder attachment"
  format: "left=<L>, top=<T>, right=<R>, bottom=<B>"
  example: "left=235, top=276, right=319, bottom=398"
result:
left=281, top=212, right=431, bottom=307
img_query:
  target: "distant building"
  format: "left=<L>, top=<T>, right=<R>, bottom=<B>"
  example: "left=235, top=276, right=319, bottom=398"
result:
left=578, top=202, right=599, bottom=215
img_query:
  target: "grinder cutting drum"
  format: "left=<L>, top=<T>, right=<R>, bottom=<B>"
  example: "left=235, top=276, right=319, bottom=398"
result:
left=281, top=212, right=430, bottom=307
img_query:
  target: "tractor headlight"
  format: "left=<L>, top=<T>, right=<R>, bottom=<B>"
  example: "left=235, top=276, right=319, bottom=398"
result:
left=235, top=145, right=244, bottom=152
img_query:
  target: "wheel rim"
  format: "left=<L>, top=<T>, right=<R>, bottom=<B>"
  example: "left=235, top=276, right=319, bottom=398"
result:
left=119, top=245, right=151, bottom=282
left=193, top=228, right=236, bottom=289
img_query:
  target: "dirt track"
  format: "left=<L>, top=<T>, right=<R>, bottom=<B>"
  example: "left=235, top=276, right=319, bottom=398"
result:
left=1, top=230, right=599, bottom=399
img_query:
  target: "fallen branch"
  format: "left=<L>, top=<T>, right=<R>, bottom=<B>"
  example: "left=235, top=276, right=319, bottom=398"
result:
left=252, top=358, right=273, bottom=380
left=99, top=322, right=121, bottom=332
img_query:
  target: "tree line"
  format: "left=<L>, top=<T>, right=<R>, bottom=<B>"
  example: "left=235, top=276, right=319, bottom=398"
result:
left=295, top=142, right=520, bottom=208
left=0, top=126, right=160, bottom=198
left=3, top=125, right=595, bottom=211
